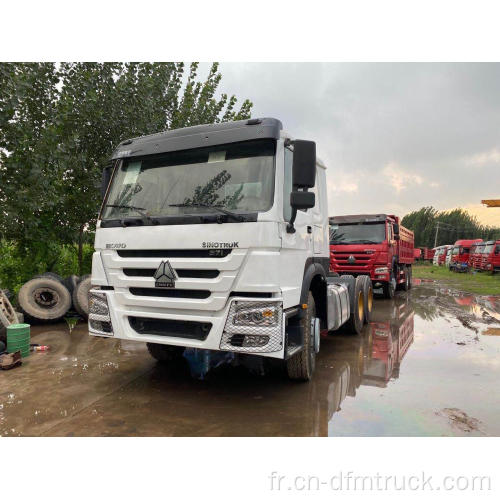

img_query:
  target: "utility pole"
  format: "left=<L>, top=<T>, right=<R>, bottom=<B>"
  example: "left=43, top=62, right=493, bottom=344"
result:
left=434, top=221, right=440, bottom=247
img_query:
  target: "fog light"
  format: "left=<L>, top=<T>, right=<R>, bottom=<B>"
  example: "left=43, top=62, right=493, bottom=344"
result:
left=243, top=335, right=269, bottom=347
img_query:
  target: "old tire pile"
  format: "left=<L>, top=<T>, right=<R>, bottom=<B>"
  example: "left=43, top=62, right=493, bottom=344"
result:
left=72, top=275, right=92, bottom=319
left=17, top=273, right=92, bottom=324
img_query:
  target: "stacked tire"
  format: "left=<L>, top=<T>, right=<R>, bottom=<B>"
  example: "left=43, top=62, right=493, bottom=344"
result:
left=17, top=273, right=92, bottom=324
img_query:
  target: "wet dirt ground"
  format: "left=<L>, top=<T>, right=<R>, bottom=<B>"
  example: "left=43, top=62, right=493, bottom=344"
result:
left=1, top=279, right=499, bottom=437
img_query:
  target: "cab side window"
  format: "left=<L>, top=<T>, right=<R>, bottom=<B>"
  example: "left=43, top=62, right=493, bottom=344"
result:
left=387, top=224, right=393, bottom=241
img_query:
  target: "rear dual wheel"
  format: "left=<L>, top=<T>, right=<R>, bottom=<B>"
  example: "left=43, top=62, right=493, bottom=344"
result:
left=346, top=277, right=365, bottom=334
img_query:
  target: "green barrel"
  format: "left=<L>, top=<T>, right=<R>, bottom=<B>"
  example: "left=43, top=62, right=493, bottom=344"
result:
left=7, top=323, right=31, bottom=358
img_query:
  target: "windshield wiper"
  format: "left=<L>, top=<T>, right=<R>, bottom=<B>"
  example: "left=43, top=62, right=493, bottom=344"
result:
left=169, top=203, right=244, bottom=222
left=105, top=204, right=159, bottom=225
left=347, top=239, right=379, bottom=244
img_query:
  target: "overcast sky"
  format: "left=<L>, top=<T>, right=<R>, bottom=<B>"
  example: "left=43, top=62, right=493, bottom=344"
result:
left=206, top=63, right=500, bottom=226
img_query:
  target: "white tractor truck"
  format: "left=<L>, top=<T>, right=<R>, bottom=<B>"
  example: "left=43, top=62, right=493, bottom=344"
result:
left=89, top=118, right=373, bottom=381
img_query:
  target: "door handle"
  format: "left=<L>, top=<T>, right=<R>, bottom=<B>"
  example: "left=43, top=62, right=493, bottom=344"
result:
left=307, top=226, right=312, bottom=234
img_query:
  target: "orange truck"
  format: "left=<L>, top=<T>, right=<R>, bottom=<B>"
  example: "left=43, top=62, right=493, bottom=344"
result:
left=329, top=214, right=415, bottom=299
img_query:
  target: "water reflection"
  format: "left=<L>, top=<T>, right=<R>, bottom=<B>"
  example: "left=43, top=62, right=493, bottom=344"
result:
left=309, top=295, right=415, bottom=433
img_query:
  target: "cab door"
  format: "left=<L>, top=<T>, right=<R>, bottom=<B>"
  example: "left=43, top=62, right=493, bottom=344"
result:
left=279, top=146, right=313, bottom=306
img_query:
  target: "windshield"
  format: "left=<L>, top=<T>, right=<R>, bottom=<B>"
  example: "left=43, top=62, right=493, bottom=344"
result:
left=102, top=139, right=275, bottom=220
left=330, top=222, right=386, bottom=244
left=484, top=243, right=495, bottom=253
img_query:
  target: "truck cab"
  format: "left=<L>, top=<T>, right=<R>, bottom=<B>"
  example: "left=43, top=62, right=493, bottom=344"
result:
left=482, top=240, right=500, bottom=273
left=329, top=214, right=414, bottom=299
left=450, top=239, right=482, bottom=271
left=89, top=118, right=371, bottom=381
left=473, top=242, right=486, bottom=270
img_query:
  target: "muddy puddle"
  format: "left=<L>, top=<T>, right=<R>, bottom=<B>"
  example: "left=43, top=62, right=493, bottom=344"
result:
left=1, top=280, right=499, bottom=436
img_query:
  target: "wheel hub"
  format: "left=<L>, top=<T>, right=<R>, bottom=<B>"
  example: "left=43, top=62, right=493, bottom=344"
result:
left=34, top=287, right=59, bottom=308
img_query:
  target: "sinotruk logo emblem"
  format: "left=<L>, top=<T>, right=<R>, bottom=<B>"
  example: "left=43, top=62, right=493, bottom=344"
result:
left=154, top=260, right=178, bottom=288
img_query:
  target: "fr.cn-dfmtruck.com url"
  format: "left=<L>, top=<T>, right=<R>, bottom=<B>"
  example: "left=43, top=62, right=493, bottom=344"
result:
left=268, top=471, right=492, bottom=493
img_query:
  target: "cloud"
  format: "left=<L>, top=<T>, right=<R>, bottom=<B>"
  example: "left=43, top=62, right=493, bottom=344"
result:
left=466, top=148, right=500, bottom=167
left=209, top=63, right=500, bottom=225
left=382, top=162, right=423, bottom=193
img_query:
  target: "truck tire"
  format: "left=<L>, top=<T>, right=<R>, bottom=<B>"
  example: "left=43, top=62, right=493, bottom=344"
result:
left=402, top=267, right=410, bottom=291
left=33, top=272, right=64, bottom=283
left=358, top=275, right=373, bottom=324
left=147, top=342, right=185, bottom=363
left=63, top=274, right=79, bottom=295
left=286, top=291, right=316, bottom=381
left=345, top=277, right=364, bottom=334
left=73, top=275, right=92, bottom=319
left=18, top=277, right=72, bottom=323
left=382, top=271, right=396, bottom=299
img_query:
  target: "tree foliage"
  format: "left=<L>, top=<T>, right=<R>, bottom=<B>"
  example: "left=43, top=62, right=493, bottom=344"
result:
left=0, top=62, right=252, bottom=275
left=402, top=206, right=500, bottom=248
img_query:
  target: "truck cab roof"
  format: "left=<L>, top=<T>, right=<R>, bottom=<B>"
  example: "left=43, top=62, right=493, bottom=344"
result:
left=329, top=214, right=397, bottom=224
left=111, top=117, right=326, bottom=168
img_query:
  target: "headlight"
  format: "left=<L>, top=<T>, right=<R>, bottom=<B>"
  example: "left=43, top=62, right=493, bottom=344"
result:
left=233, top=304, right=279, bottom=327
left=375, top=267, right=388, bottom=274
left=88, top=289, right=113, bottom=336
left=220, top=300, right=284, bottom=353
left=89, top=295, right=109, bottom=316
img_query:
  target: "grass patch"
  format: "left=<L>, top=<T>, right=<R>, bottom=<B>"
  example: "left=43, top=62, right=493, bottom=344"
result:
left=412, top=262, right=500, bottom=295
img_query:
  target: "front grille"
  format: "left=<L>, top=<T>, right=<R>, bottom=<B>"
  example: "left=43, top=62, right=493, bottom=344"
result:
left=129, top=317, right=211, bottom=340
left=123, top=268, right=219, bottom=279
left=228, top=291, right=273, bottom=298
left=129, top=288, right=210, bottom=299
left=117, top=249, right=231, bottom=258
left=331, top=252, right=374, bottom=268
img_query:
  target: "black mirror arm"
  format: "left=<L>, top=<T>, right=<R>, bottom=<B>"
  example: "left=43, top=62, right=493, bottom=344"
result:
left=287, top=207, right=298, bottom=234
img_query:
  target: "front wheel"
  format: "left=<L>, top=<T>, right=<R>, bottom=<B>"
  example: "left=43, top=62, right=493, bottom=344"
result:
left=382, top=276, right=395, bottom=299
left=286, top=292, right=316, bottom=381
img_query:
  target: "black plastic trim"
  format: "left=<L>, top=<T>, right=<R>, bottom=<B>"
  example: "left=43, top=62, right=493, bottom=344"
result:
left=100, top=213, right=258, bottom=228
left=123, top=268, right=220, bottom=279
left=129, top=317, right=211, bottom=340
left=117, top=249, right=231, bottom=259
left=129, top=288, right=210, bottom=299
left=112, top=117, right=282, bottom=160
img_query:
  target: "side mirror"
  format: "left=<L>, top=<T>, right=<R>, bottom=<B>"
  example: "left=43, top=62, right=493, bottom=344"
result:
left=393, top=223, right=400, bottom=235
left=394, top=234, right=400, bottom=241
left=101, top=164, right=113, bottom=199
left=292, top=140, right=316, bottom=188
left=290, top=191, right=315, bottom=210
left=495, top=247, right=500, bottom=255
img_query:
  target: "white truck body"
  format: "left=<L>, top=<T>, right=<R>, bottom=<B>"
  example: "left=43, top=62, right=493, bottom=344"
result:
left=89, top=118, right=364, bottom=378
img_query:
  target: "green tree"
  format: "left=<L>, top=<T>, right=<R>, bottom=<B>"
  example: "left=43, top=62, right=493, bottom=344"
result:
left=0, top=62, right=252, bottom=274
left=402, top=206, right=500, bottom=248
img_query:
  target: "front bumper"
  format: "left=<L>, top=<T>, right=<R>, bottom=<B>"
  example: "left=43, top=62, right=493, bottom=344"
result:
left=89, top=290, right=285, bottom=359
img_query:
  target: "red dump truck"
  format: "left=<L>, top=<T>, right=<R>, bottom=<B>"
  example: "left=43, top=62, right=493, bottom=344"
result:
left=329, top=214, right=415, bottom=299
